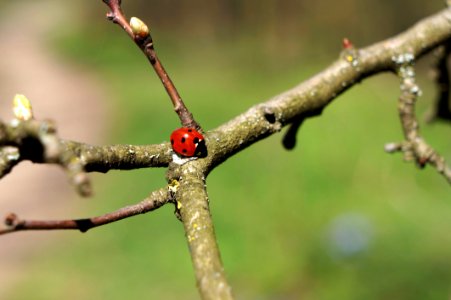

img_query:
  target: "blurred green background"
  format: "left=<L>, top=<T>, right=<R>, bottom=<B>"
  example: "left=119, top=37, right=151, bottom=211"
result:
left=3, top=0, right=451, bottom=299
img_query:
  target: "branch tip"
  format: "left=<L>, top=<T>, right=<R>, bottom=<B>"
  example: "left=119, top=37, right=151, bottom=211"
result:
left=4, top=213, right=18, bottom=227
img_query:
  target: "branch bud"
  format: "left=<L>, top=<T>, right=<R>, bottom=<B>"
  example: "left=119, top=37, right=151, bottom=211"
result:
left=384, top=142, right=401, bottom=153
left=12, top=94, right=33, bottom=121
left=130, top=17, right=149, bottom=39
left=342, top=38, right=354, bottom=50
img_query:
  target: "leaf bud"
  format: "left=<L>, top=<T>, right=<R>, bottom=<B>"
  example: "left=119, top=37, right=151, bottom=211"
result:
left=130, top=17, right=149, bottom=39
left=13, top=94, right=33, bottom=121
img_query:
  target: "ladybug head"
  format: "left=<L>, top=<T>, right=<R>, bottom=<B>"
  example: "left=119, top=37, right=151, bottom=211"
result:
left=194, top=138, right=207, bottom=158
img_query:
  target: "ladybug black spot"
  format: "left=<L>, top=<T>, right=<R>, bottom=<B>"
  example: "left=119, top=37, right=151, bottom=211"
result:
left=171, top=139, right=174, bottom=145
left=193, top=137, right=199, bottom=144
left=181, top=137, right=186, bottom=143
left=182, top=149, right=187, bottom=153
left=188, top=129, right=193, bottom=132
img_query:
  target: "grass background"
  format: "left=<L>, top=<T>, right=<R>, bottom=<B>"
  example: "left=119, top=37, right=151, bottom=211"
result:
left=5, top=1, right=451, bottom=299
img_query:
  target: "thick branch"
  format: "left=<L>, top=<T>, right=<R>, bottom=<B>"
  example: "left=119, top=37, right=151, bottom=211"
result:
left=200, top=8, right=451, bottom=174
left=61, top=140, right=172, bottom=173
left=0, top=117, right=172, bottom=195
left=0, top=118, right=94, bottom=195
left=168, top=163, right=233, bottom=300
left=0, top=188, right=170, bottom=235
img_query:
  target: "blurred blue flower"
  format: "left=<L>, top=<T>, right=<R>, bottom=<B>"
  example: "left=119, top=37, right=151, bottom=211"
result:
left=326, top=213, right=373, bottom=259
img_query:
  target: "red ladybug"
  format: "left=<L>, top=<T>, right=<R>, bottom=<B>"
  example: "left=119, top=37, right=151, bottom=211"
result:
left=170, top=127, right=206, bottom=157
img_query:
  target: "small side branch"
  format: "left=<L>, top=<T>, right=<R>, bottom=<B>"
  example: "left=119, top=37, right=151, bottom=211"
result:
left=385, top=54, right=451, bottom=183
left=282, top=107, right=324, bottom=150
left=102, top=0, right=200, bottom=130
left=0, top=188, right=171, bottom=235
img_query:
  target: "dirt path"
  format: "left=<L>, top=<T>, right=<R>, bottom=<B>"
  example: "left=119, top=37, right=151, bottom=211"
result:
left=0, top=1, right=109, bottom=296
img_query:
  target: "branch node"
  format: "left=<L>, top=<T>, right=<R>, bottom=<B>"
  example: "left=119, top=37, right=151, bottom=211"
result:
left=263, top=110, right=276, bottom=124
left=74, top=219, right=94, bottom=233
left=4, top=213, right=19, bottom=227
left=106, top=12, right=115, bottom=21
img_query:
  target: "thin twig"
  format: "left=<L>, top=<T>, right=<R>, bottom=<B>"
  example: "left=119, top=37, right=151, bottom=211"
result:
left=0, top=188, right=170, bottom=235
left=102, top=0, right=200, bottom=130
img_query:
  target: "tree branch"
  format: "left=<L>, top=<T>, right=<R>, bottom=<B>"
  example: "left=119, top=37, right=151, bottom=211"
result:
left=0, top=114, right=172, bottom=196
left=200, top=8, right=451, bottom=176
left=61, top=140, right=172, bottom=173
left=102, top=0, right=201, bottom=130
left=384, top=54, right=451, bottom=183
left=0, top=188, right=171, bottom=235
left=168, top=163, right=233, bottom=300
left=2, top=4, right=451, bottom=300
left=0, top=116, right=94, bottom=195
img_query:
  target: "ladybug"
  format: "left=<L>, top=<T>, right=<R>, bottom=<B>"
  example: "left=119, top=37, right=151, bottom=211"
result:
left=170, top=127, right=206, bottom=158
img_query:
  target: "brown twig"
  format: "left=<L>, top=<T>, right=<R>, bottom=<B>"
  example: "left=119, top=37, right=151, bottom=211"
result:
left=102, top=0, right=200, bottom=130
left=0, top=188, right=170, bottom=235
